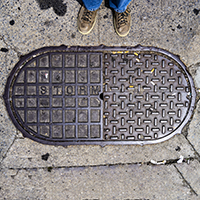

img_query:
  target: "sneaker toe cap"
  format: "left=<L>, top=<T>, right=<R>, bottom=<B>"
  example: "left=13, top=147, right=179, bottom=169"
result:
left=79, top=23, right=90, bottom=32
left=118, top=25, right=129, bottom=36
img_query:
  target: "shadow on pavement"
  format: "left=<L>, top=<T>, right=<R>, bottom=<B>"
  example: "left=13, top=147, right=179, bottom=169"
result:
left=35, top=0, right=83, bottom=16
left=36, top=0, right=111, bottom=16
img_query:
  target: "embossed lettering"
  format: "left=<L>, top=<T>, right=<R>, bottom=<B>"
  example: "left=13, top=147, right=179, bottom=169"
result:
left=53, top=86, right=62, bottom=95
left=67, top=86, right=73, bottom=94
left=80, top=86, right=87, bottom=95
left=41, top=86, right=47, bottom=94
left=90, top=86, right=100, bottom=95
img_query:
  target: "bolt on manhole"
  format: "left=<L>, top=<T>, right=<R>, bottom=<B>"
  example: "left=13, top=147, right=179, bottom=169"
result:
left=3, top=45, right=196, bottom=146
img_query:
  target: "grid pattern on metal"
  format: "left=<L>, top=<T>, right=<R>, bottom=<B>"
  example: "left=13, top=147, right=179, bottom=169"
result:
left=12, top=52, right=103, bottom=141
left=3, top=45, right=196, bottom=146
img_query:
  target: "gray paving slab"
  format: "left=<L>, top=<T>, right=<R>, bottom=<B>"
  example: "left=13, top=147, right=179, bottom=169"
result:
left=189, top=62, right=200, bottom=88
left=0, top=134, right=195, bottom=169
left=0, top=0, right=200, bottom=199
left=0, top=39, right=19, bottom=163
left=0, top=41, right=19, bottom=96
left=0, top=98, right=16, bottom=163
left=188, top=100, right=200, bottom=155
left=0, top=0, right=98, bottom=56
left=0, top=163, right=198, bottom=200
left=175, top=160, right=200, bottom=197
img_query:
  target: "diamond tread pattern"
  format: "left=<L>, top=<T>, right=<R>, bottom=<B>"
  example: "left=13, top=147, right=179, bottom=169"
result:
left=3, top=46, right=196, bottom=146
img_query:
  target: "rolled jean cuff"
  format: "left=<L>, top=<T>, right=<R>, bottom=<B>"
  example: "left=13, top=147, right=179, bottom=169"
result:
left=113, top=7, right=127, bottom=12
left=109, top=0, right=132, bottom=13
left=82, top=0, right=102, bottom=11
left=86, top=6, right=99, bottom=11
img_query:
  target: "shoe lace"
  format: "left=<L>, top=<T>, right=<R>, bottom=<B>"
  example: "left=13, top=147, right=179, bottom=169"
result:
left=81, top=10, right=93, bottom=22
left=117, top=8, right=130, bottom=26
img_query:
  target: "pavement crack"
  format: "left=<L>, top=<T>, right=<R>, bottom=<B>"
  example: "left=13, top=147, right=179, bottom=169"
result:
left=0, top=157, right=197, bottom=171
left=182, top=95, right=200, bottom=137
left=2, top=162, right=144, bottom=171
left=185, top=137, right=200, bottom=162
left=10, top=169, right=19, bottom=179
left=0, top=135, right=16, bottom=166
left=188, top=62, right=200, bottom=69
left=174, top=164, right=198, bottom=196
left=149, top=157, right=196, bottom=166
left=0, top=35, right=22, bottom=58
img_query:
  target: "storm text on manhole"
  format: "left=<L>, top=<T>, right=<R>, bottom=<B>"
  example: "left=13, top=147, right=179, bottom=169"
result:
left=3, top=45, right=196, bottom=146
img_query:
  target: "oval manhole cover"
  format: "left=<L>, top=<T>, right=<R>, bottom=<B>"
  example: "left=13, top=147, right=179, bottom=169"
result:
left=3, top=45, right=196, bottom=146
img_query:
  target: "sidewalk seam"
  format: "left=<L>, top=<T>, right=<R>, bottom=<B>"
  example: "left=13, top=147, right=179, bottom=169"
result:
left=174, top=164, right=198, bottom=196
left=0, top=35, right=22, bottom=58
left=185, top=136, right=200, bottom=162
left=0, top=135, right=16, bottom=165
left=1, top=157, right=197, bottom=171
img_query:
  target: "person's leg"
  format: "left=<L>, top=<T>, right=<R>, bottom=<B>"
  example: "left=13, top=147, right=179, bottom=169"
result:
left=82, top=0, right=103, bottom=11
left=110, top=0, right=132, bottom=37
left=109, top=0, right=132, bottom=12
left=77, top=0, right=103, bottom=35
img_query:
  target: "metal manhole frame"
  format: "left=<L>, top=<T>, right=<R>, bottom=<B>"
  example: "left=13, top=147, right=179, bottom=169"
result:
left=3, top=45, right=196, bottom=146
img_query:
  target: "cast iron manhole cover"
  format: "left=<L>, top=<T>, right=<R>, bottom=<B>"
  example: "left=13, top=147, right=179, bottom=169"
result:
left=4, top=45, right=196, bottom=146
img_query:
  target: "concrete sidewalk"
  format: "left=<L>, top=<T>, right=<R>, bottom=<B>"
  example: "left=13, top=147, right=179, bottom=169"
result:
left=0, top=0, right=200, bottom=199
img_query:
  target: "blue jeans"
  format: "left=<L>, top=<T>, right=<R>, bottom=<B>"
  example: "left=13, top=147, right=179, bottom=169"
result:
left=82, top=0, right=132, bottom=12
